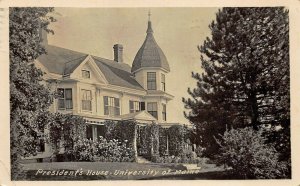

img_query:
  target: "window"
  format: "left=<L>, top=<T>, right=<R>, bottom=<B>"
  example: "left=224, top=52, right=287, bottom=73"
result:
left=147, top=102, right=158, bottom=119
left=82, top=89, right=92, bottom=111
left=162, top=104, right=167, bottom=121
left=130, top=101, right=140, bottom=113
left=147, top=72, right=156, bottom=90
left=104, top=96, right=120, bottom=116
left=161, top=74, right=166, bottom=91
left=82, top=70, right=90, bottom=79
left=57, top=88, right=73, bottom=109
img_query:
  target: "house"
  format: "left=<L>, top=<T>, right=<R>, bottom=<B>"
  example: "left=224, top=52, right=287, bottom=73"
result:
left=32, top=15, right=179, bottom=159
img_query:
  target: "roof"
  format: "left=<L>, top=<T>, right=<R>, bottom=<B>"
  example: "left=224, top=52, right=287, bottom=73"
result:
left=92, top=56, right=144, bottom=90
left=37, top=45, right=88, bottom=75
left=37, top=45, right=145, bottom=91
left=131, top=21, right=170, bottom=73
left=121, top=111, right=157, bottom=122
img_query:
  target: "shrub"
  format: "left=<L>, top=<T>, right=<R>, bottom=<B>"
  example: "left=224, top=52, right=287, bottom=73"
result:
left=73, top=138, right=94, bottom=161
left=215, top=127, right=289, bottom=179
left=94, top=136, right=135, bottom=162
left=73, top=137, right=135, bottom=162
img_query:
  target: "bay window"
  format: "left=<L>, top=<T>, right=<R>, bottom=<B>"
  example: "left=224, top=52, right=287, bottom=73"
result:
left=130, top=101, right=140, bottom=113
left=147, top=102, right=158, bottom=119
left=82, top=89, right=92, bottom=111
left=57, top=88, right=73, bottom=109
left=104, top=96, right=120, bottom=116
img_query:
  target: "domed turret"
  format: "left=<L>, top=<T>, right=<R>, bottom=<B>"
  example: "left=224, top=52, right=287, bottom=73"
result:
left=131, top=16, right=170, bottom=73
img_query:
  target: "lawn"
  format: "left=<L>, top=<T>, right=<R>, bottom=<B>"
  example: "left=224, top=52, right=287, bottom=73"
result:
left=21, top=162, right=224, bottom=180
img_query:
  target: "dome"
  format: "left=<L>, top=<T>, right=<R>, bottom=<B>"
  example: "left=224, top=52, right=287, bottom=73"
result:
left=131, top=21, right=170, bottom=73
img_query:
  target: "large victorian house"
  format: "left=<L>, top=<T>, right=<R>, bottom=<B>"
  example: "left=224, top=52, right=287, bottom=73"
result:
left=33, top=16, right=176, bottom=157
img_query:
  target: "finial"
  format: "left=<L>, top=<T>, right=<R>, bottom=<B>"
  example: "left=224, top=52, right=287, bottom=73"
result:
left=146, top=10, right=153, bottom=34
left=148, top=10, right=151, bottom=21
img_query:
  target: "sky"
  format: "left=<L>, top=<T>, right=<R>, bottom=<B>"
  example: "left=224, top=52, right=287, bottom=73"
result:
left=47, top=7, right=219, bottom=124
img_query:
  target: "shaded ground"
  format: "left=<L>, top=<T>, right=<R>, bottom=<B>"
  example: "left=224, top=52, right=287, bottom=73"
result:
left=21, top=162, right=225, bottom=180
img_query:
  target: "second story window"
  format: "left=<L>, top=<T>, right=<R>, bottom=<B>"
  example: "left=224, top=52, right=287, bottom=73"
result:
left=81, top=89, right=92, bottom=111
left=161, top=73, right=166, bottom=91
left=129, top=101, right=140, bottom=113
left=82, top=70, right=90, bottom=79
left=147, top=102, right=158, bottom=119
left=162, top=104, right=167, bottom=121
left=104, top=96, right=120, bottom=116
left=147, top=72, right=156, bottom=90
left=57, top=88, right=73, bottom=109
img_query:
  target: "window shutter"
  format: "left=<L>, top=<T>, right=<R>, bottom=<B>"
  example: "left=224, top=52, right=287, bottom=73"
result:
left=104, top=96, right=108, bottom=105
left=114, top=98, right=120, bottom=107
left=57, top=88, right=64, bottom=98
left=129, top=101, right=133, bottom=110
left=140, top=102, right=145, bottom=110
left=65, top=89, right=73, bottom=109
left=65, top=89, right=72, bottom=99
left=104, top=96, right=109, bottom=115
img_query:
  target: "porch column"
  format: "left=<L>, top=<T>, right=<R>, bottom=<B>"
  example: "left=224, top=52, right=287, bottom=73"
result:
left=133, top=124, right=138, bottom=161
left=166, top=134, right=169, bottom=155
left=93, top=125, right=97, bottom=141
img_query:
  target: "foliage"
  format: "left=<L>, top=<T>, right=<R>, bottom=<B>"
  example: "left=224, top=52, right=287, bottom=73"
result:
left=104, top=120, right=137, bottom=159
left=10, top=7, right=56, bottom=180
left=137, top=124, right=194, bottom=163
left=104, top=120, right=136, bottom=148
left=48, top=113, right=86, bottom=152
left=167, top=125, right=190, bottom=156
left=73, top=137, right=135, bottom=162
left=137, top=123, right=160, bottom=159
left=215, top=127, right=289, bottom=179
left=183, top=7, right=290, bottom=160
left=73, top=139, right=95, bottom=162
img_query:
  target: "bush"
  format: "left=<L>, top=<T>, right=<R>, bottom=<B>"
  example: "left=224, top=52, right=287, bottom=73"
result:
left=73, top=139, right=94, bottom=161
left=215, top=127, right=289, bottom=179
left=73, top=137, right=135, bottom=162
left=94, top=136, right=135, bottom=162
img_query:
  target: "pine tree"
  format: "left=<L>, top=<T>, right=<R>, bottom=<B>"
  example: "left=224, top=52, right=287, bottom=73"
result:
left=10, top=7, right=55, bottom=180
left=183, top=7, right=289, bottom=159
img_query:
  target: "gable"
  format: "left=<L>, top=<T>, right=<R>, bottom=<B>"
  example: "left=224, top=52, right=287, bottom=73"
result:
left=71, top=55, right=108, bottom=84
left=121, top=110, right=157, bottom=122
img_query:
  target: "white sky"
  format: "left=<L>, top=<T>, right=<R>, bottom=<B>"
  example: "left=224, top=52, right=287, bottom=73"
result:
left=47, top=7, right=219, bottom=124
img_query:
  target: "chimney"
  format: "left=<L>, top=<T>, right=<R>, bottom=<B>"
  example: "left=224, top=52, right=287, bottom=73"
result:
left=113, top=44, right=123, bottom=63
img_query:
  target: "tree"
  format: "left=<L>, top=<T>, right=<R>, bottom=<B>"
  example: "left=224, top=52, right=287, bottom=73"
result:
left=10, top=7, right=55, bottom=179
left=183, top=8, right=289, bottom=159
left=215, top=127, right=289, bottom=179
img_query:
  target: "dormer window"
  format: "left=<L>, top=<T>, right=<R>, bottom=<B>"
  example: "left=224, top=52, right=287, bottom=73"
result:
left=147, top=72, right=156, bottom=90
left=82, top=70, right=90, bottom=79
